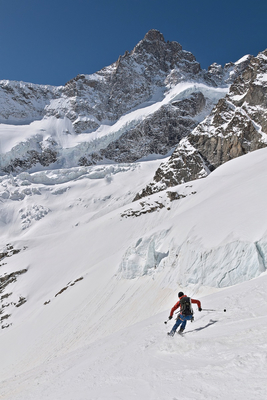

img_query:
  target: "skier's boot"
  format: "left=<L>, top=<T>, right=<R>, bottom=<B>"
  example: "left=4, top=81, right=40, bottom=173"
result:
left=178, top=328, right=184, bottom=335
left=167, top=331, right=175, bottom=337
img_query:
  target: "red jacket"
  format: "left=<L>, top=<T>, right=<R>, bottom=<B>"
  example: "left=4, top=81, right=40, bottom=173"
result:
left=170, top=295, right=201, bottom=317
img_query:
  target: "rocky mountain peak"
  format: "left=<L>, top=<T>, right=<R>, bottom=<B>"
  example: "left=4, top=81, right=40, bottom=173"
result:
left=143, top=29, right=165, bottom=42
left=131, top=30, right=192, bottom=71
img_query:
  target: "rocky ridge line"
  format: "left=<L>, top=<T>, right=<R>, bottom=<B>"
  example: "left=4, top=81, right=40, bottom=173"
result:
left=134, top=51, right=267, bottom=200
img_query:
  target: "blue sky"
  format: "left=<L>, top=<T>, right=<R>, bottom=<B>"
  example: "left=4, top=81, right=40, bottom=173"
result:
left=1, top=0, right=267, bottom=86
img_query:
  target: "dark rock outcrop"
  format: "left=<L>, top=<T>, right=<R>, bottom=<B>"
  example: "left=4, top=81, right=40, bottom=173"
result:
left=98, top=92, right=206, bottom=163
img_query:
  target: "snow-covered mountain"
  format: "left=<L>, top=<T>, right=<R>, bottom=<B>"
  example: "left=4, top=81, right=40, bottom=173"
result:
left=1, top=30, right=267, bottom=399
left=0, top=29, right=251, bottom=174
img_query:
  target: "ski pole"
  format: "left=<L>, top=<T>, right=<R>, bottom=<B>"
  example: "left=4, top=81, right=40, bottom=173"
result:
left=202, top=308, right=226, bottom=312
left=164, top=317, right=172, bottom=324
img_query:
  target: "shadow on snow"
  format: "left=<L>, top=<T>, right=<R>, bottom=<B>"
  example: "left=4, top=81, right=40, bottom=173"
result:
left=184, top=319, right=218, bottom=334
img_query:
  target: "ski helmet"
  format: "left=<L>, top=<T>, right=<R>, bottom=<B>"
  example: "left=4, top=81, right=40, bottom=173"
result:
left=178, top=291, right=184, bottom=298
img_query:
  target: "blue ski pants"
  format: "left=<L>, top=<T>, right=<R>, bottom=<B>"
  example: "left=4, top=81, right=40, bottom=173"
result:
left=170, top=314, right=192, bottom=333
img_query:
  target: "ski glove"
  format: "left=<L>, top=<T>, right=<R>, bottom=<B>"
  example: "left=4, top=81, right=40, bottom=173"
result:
left=198, top=307, right=202, bottom=312
left=168, top=315, right=173, bottom=320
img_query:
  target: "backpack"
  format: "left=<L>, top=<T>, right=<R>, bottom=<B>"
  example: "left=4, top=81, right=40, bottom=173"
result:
left=179, top=296, right=193, bottom=316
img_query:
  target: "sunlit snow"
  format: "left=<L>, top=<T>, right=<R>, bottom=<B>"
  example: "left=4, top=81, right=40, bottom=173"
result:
left=0, top=144, right=267, bottom=399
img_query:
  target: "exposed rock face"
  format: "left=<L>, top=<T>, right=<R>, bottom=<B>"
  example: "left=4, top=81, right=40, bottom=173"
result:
left=135, top=50, right=267, bottom=198
left=80, top=92, right=207, bottom=164
left=204, top=55, right=253, bottom=87
left=0, top=244, right=27, bottom=330
left=189, top=51, right=267, bottom=167
left=0, top=80, right=61, bottom=124
left=2, top=148, right=58, bottom=174
left=133, top=138, right=208, bottom=200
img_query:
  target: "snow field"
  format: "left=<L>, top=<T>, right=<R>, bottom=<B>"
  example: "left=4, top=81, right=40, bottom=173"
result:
left=1, top=147, right=267, bottom=399
left=1, top=273, right=267, bottom=400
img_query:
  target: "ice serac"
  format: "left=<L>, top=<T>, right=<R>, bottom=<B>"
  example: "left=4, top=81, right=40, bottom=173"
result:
left=135, top=50, right=267, bottom=198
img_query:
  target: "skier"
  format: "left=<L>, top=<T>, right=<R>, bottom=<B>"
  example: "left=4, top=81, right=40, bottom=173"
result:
left=167, top=291, right=202, bottom=336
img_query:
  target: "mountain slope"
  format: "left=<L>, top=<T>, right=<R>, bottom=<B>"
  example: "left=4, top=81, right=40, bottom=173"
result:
left=138, top=50, right=267, bottom=197
left=1, top=273, right=267, bottom=400
left=0, top=147, right=267, bottom=398
left=1, top=145, right=267, bottom=374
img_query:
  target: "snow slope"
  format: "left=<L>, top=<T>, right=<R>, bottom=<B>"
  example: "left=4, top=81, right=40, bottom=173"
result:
left=1, top=147, right=267, bottom=399
left=1, top=274, right=267, bottom=400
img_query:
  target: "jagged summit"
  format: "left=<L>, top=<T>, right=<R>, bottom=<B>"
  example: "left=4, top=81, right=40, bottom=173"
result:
left=131, top=29, right=193, bottom=74
left=143, top=29, right=165, bottom=42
